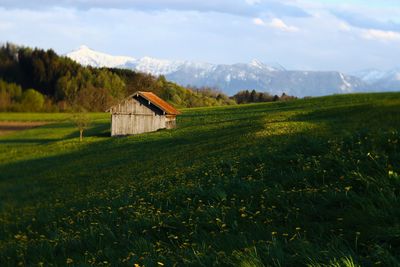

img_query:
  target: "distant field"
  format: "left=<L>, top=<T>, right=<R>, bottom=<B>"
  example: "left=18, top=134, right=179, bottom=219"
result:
left=0, top=92, right=399, bottom=266
left=0, top=112, right=108, bottom=122
left=0, top=121, right=49, bottom=136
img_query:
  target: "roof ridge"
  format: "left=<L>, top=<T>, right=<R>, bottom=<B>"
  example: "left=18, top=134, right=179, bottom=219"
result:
left=106, top=91, right=181, bottom=115
left=138, top=91, right=181, bottom=115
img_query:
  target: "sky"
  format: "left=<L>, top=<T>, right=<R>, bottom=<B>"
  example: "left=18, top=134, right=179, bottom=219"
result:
left=0, top=0, right=399, bottom=72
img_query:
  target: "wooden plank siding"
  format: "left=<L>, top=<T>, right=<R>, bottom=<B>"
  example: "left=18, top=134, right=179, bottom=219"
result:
left=111, top=114, right=166, bottom=136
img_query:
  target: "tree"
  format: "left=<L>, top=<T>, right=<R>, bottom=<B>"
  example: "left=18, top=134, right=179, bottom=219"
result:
left=71, top=107, right=91, bottom=142
left=76, top=86, right=113, bottom=111
left=250, top=89, right=257, bottom=102
left=21, top=89, right=45, bottom=111
left=0, top=79, right=22, bottom=111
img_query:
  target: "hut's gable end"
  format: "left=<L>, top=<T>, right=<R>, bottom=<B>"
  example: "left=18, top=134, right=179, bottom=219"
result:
left=110, top=97, right=154, bottom=115
left=133, top=95, right=165, bottom=116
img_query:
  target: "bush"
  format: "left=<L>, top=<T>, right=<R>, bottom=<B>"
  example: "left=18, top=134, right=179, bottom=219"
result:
left=20, top=89, right=45, bottom=112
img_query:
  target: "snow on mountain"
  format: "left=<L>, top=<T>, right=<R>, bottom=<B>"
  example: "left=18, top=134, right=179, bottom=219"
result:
left=352, top=68, right=400, bottom=92
left=249, top=59, right=285, bottom=71
left=123, top=57, right=185, bottom=76
left=351, top=69, right=388, bottom=83
left=67, top=46, right=397, bottom=97
left=165, top=64, right=365, bottom=97
left=66, top=45, right=135, bottom=68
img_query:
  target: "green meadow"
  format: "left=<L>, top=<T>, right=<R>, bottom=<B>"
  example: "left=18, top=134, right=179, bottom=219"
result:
left=0, top=93, right=399, bottom=266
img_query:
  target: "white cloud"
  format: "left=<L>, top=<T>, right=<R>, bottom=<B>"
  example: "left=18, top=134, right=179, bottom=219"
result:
left=362, top=29, right=400, bottom=41
left=253, top=17, right=265, bottom=25
left=0, top=0, right=310, bottom=18
left=269, top=18, right=299, bottom=32
left=1, top=2, right=400, bottom=72
left=338, top=22, right=351, bottom=32
left=254, top=17, right=298, bottom=32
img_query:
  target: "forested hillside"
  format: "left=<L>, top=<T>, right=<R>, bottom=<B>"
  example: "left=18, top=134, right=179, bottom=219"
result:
left=0, top=43, right=234, bottom=112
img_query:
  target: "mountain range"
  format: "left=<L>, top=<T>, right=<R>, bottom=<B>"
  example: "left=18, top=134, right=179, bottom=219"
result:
left=66, top=45, right=400, bottom=97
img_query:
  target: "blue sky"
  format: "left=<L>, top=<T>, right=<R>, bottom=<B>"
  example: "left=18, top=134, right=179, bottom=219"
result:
left=0, top=0, right=399, bottom=72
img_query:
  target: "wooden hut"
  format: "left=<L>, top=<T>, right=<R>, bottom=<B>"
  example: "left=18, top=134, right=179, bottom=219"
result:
left=107, top=91, right=181, bottom=136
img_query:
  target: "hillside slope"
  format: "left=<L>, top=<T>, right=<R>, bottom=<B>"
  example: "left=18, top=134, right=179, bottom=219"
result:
left=0, top=93, right=400, bottom=266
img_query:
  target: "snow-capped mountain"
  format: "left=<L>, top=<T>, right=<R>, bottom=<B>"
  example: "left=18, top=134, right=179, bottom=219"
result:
left=124, top=57, right=186, bottom=76
left=165, top=62, right=364, bottom=96
left=351, top=69, right=387, bottom=84
left=66, top=46, right=396, bottom=97
left=67, top=45, right=135, bottom=68
left=352, top=68, right=400, bottom=92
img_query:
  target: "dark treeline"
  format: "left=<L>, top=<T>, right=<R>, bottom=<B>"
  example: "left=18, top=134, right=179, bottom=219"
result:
left=232, top=90, right=297, bottom=104
left=0, top=43, right=234, bottom=112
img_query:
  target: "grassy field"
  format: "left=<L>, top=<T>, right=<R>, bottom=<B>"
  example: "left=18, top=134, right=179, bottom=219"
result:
left=0, top=93, right=399, bottom=266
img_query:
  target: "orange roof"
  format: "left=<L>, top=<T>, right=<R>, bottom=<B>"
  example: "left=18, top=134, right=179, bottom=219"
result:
left=137, top=91, right=181, bottom=115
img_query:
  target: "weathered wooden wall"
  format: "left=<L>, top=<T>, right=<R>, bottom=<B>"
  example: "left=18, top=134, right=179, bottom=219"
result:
left=110, top=97, right=174, bottom=136
left=165, top=115, right=176, bottom=129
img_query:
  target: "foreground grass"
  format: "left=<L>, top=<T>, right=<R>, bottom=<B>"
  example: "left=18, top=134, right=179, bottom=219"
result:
left=0, top=92, right=399, bottom=266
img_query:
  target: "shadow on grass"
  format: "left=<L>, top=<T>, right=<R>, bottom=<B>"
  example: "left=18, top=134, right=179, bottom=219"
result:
left=0, top=122, right=112, bottom=144
left=0, top=113, right=266, bottom=182
left=0, top=138, right=61, bottom=144
left=63, top=122, right=111, bottom=139
left=2, top=99, right=398, bottom=196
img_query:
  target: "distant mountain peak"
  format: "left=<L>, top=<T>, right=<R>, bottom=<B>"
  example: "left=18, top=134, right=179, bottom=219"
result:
left=78, top=45, right=90, bottom=50
left=66, top=47, right=400, bottom=97
left=248, top=59, right=286, bottom=71
left=66, top=46, right=135, bottom=68
left=250, top=59, right=265, bottom=68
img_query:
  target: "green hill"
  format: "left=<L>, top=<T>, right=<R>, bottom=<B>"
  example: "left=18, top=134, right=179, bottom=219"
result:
left=0, top=93, right=399, bottom=266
